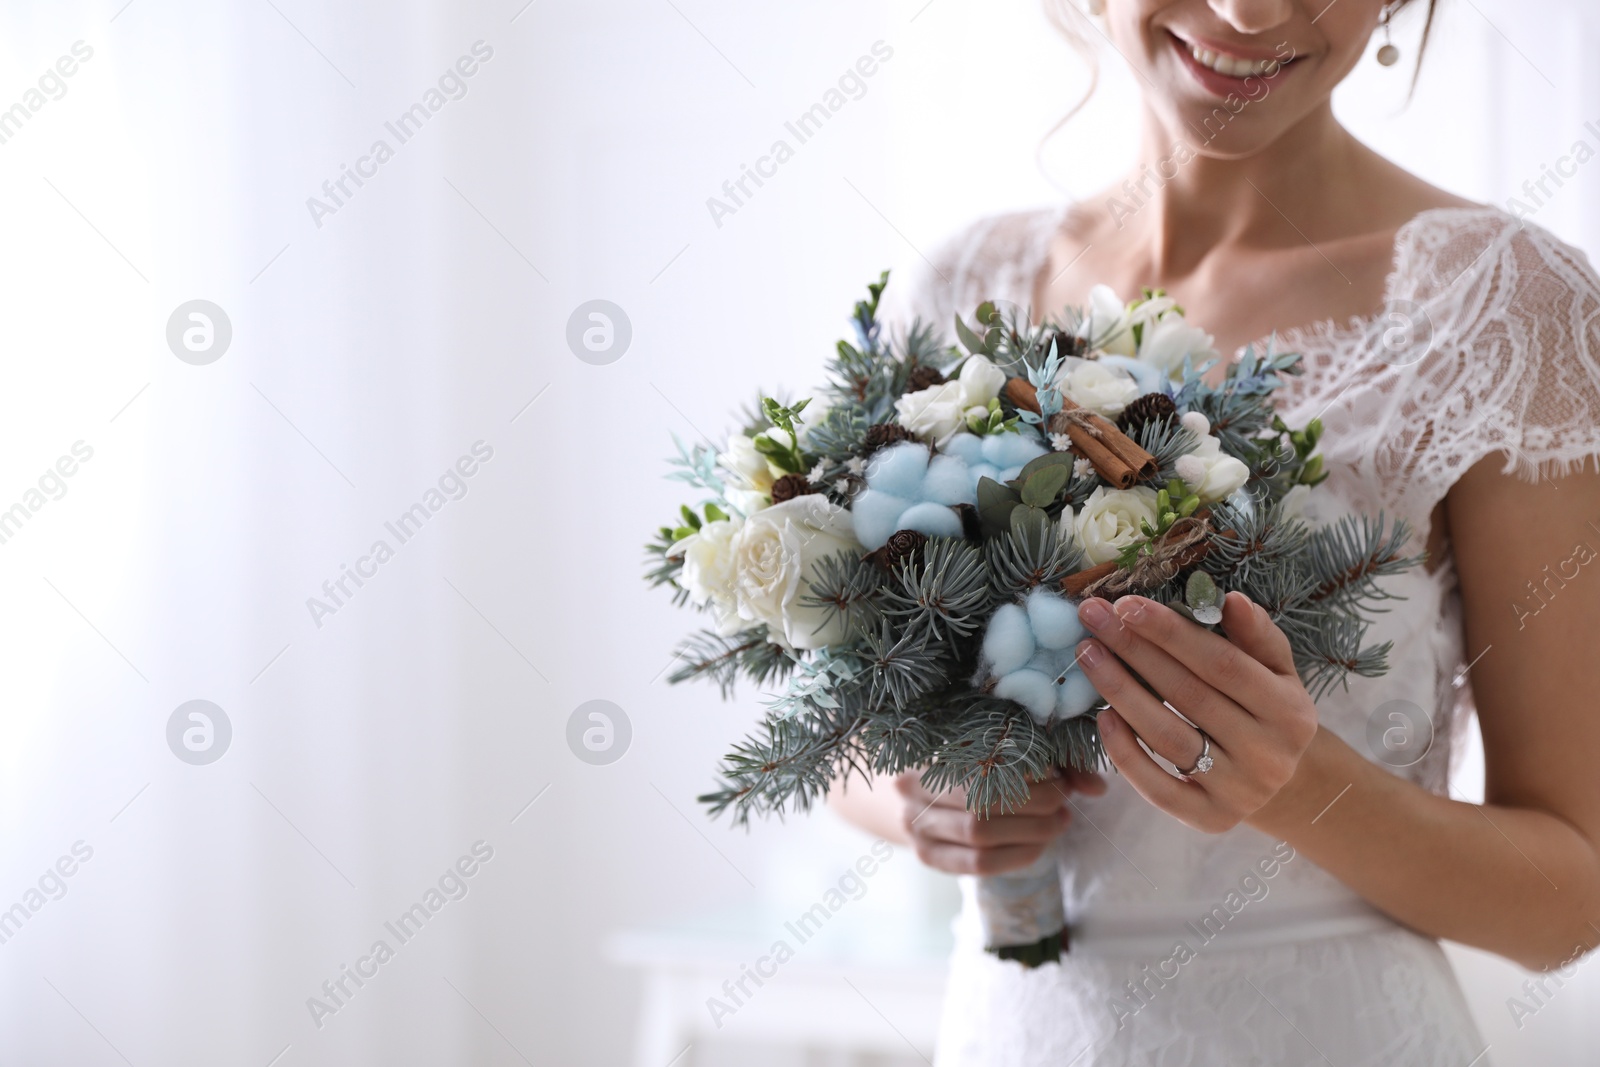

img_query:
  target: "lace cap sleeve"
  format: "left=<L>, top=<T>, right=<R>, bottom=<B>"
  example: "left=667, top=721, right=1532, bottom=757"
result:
left=1387, top=209, right=1600, bottom=511
left=873, top=207, right=1060, bottom=350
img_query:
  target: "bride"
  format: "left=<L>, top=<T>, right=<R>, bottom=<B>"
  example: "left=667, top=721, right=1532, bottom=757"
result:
left=831, top=0, right=1600, bottom=1063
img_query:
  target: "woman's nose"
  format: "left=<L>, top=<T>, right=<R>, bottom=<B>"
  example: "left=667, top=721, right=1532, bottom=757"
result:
left=1206, top=0, right=1294, bottom=35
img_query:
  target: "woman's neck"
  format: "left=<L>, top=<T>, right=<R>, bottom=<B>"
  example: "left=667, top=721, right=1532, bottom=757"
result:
left=1119, top=103, right=1371, bottom=279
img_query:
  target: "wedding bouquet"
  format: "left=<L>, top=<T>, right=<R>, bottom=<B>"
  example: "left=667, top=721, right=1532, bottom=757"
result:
left=646, top=274, right=1418, bottom=963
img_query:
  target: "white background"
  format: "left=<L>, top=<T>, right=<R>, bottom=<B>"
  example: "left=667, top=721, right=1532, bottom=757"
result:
left=0, top=0, right=1595, bottom=1064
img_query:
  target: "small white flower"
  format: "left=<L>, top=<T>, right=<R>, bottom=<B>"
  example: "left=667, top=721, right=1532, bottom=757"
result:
left=1177, top=435, right=1251, bottom=504
left=1082, top=285, right=1136, bottom=357
left=807, top=459, right=830, bottom=482
left=1279, top=483, right=1313, bottom=522
left=833, top=476, right=853, bottom=496
left=1050, top=433, right=1074, bottom=452
left=759, top=427, right=794, bottom=452
left=845, top=456, right=867, bottom=475
left=721, top=433, right=776, bottom=494
left=1073, top=457, right=1094, bottom=479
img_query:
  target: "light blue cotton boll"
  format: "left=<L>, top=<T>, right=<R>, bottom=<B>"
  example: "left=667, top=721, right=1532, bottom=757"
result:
left=896, top=501, right=964, bottom=540
left=1056, top=667, right=1103, bottom=719
left=983, top=432, right=1049, bottom=470
left=1025, top=648, right=1069, bottom=678
left=994, top=669, right=1058, bottom=722
left=921, top=453, right=978, bottom=505
left=1027, top=590, right=1085, bottom=650
left=943, top=434, right=985, bottom=465
left=981, top=603, right=1035, bottom=676
left=851, top=488, right=912, bottom=550
left=966, top=462, right=1001, bottom=489
left=866, top=442, right=931, bottom=499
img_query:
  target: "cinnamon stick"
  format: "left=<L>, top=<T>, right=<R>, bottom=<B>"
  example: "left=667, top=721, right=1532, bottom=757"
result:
left=1003, top=378, right=1156, bottom=489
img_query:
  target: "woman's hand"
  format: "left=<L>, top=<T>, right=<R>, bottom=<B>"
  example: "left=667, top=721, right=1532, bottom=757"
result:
left=894, top=767, right=1106, bottom=875
left=1074, top=589, right=1318, bottom=834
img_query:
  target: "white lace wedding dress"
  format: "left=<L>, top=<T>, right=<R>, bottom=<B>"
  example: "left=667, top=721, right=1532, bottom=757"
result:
left=875, top=204, right=1600, bottom=1067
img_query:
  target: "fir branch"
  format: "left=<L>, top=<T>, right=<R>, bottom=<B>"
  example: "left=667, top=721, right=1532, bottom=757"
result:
left=881, top=537, right=993, bottom=644
left=667, top=629, right=795, bottom=697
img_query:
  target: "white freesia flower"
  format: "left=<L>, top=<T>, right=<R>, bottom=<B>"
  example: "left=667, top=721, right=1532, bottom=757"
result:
left=1279, top=483, right=1312, bottom=522
left=1176, top=435, right=1251, bottom=504
left=894, top=355, right=1007, bottom=446
left=725, top=486, right=771, bottom=517
left=668, top=517, right=744, bottom=632
left=1058, top=361, right=1140, bottom=418
left=1082, top=284, right=1135, bottom=356
left=721, top=434, right=776, bottom=495
left=1139, top=314, right=1218, bottom=379
left=729, top=496, right=862, bottom=650
left=1073, top=486, right=1161, bottom=565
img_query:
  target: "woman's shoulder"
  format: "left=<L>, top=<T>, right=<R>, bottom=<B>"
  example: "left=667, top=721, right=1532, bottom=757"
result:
left=1394, top=203, right=1600, bottom=311
left=1390, top=203, right=1600, bottom=486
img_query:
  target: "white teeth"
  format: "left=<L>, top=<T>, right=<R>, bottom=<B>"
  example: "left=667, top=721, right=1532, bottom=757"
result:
left=1187, top=43, right=1280, bottom=79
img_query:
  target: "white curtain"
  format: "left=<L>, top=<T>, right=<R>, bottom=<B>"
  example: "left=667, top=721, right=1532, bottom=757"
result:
left=0, top=1, right=1594, bottom=1065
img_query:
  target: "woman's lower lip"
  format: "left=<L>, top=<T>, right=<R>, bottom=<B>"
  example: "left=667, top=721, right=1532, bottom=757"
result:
left=1170, top=33, right=1296, bottom=99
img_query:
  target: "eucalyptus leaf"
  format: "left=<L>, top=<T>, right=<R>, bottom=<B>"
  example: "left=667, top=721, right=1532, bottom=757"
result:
left=1020, top=464, right=1070, bottom=508
left=1013, top=451, right=1076, bottom=483
left=1185, top=570, right=1220, bottom=609
left=954, top=314, right=988, bottom=356
left=1008, top=503, right=1051, bottom=543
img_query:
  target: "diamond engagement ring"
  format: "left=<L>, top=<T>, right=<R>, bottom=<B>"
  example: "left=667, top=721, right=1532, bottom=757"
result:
left=1178, top=733, right=1214, bottom=778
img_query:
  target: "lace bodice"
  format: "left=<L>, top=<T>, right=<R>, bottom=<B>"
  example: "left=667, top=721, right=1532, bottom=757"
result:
left=875, top=204, right=1600, bottom=1067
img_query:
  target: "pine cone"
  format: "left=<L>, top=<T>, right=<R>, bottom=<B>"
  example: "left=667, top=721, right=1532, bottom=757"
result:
left=861, top=422, right=918, bottom=456
left=769, top=473, right=818, bottom=504
left=1052, top=330, right=1088, bottom=359
left=906, top=364, right=946, bottom=392
left=1117, top=392, right=1178, bottom=438
left=869, top=529, right=928, bottom=570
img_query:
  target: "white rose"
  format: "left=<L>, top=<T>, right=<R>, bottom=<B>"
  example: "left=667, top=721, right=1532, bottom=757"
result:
left=729, top=496, right=862, bottom=650
left=1082, top=285, right=1135, bottom=356
left=1137, top=315, right=1218, bottom=379
left=720, top=434, right=775, bottom=494
left=1073, top=486, right=1161, bottom=565
left=1058, top=361, right=1140, bottom=418
left=1176, top=435, right=1251, bottom=504
left=893, top=380, right=966, bottom=446
left=894, top=356, right=1007, bottom=446
left=668, top=517, right=744, bottom=631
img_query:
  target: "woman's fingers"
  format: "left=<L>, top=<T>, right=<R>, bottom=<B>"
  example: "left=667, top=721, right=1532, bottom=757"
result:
left=1096, top=708, right=1219, bottom=831
left=1076, top=635, right=1218, bottom=771
left=1079, top=595, right=1282, bottom=719
left=913, top=804, right=1071, bottom=848
left=1076, top=597, right=1255, bottom=745
left=913, top=841, right=1050, bottom=877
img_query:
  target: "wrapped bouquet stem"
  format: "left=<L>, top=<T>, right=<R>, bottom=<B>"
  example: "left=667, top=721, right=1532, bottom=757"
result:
left=646, top=275, right=1420, bottom=964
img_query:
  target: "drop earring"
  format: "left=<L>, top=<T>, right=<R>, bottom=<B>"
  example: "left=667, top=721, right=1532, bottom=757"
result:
left=1376, top=6, right=1400, bottom=66
left=1085, top=0, right=1105, bottom=16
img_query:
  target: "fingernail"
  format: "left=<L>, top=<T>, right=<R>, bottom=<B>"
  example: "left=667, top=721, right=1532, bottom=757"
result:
left=1079, top=598, right=1112, bottom=627
left=1077, top=640, right=1102, bottom=668
left=1097, top=707, right=1116, bottom=733
left=1115, top=597, right=1146, bottom=622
